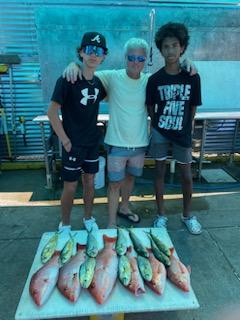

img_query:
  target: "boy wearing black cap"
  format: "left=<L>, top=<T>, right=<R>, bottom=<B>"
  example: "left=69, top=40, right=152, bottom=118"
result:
left=146, top=23, right=202, bottom=234
left=48, top=32, right=108, bottom=232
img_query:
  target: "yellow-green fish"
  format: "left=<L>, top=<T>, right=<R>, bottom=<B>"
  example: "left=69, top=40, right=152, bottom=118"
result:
left=60, top=234, right=75, bottom=264
left=79, top=257, right=96, bottom=288
left=148, top=236, right=171, bottom=267
left=147, top=229, right=171, bottom=257
left=118, top=254, right=132, bottom=286
left=137, top=255, right=152, bottom=282
left=128, top=229, right=149, bottom=258
left=41, top=232, right=58, bottom=264
left=86, top=230, right=98, bottom=258
left=116, top=228, right=128, bottom=256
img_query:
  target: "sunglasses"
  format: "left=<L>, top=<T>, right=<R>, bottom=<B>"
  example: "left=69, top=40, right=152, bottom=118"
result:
left=83, top=45, right=106, bottom=57
left=127, top=55, right=146, bottom=63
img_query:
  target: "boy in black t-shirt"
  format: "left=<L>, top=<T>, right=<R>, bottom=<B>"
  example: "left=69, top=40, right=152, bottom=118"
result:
left=146, top=23, right=202, bottom=235
left=48, top=32, right=107, bottom=232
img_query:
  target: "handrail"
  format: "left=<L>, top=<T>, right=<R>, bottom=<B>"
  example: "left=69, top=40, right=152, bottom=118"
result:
left=148, top=0, right=240, bottom=6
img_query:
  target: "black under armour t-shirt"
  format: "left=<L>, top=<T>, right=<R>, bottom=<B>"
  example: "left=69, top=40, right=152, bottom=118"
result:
left=51, top=76, right=106, bottom=147
left=146, top=68, right=202, bottom=147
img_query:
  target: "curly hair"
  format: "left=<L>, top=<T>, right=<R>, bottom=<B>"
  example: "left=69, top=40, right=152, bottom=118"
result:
left=76, top=47, right=83, bottom=62
left=155, top=22, right=189, bottom=56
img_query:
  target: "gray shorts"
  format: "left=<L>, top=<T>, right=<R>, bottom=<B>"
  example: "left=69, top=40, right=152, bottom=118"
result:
left=107, top=145, right=146, bottom=182
left=148, top=128, right=192, bottom=164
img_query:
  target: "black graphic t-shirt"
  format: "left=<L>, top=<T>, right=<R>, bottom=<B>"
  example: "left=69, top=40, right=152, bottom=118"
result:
left=51, top=76, right=106, bottom=147
left=146, top=68, right=202, bottom=147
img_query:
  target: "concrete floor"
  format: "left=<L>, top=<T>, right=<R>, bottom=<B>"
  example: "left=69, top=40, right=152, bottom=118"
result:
left=0, top=163, right=240, bottom=320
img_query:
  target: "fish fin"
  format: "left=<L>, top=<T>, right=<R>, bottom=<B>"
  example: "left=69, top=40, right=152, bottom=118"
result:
left=147, top=248, right=152, bottom=253
left=103, top=234, right=117, bottom=243
left=178, top=259, right=190, bottom=274
left=169, top=247, right=175, bottom=256
left=77, top=243, right=86, bottom=251
left=187, top=265, right=191, bottom=274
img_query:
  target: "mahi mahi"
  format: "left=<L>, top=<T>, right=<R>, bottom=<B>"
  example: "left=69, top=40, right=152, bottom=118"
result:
left=86, top=230, right=98, bottom=258
left=41, top=232, right=59, bottom=264
left=128, top=229, right=149, bottom=258
left=60, top=233, right=75, bottom=264
left=116, top=228, right=128, bottom=256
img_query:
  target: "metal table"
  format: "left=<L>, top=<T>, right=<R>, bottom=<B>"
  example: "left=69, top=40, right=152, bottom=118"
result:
left=33, top=111, right=240, bottom=187
left=194, top=112, right=240, bottom=179
left=15, top=227, right=199, bottom=320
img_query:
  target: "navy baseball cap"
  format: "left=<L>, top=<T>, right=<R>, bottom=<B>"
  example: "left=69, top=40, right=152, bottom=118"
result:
left=80, top=32, right=108, bottom=52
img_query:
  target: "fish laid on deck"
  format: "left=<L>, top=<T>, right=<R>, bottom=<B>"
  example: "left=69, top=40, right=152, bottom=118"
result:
left=89, top=235, right=118, bottom=304
left=125, top=246, right=145, bottom=296
left=57, top=244, right=86, bottom=302
left=146, top=249, right=166, bottom=295
left=41, top=232, right=59, bottom=264
left=167, top=250, right=191, bottom=292
left=29, top=251, right=60, bottom=306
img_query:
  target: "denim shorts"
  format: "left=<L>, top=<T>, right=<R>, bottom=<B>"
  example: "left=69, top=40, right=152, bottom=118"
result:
left=106, top=145, right=146, bottom=182
left=148, top=128, right=192, bottom=164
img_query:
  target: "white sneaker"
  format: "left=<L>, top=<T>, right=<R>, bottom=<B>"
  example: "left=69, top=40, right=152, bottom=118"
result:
left=181, top=216, right=202, bottom=235
left=153, top=215, right=168, bottom=228
left=83, top=217, right=99, bottom=232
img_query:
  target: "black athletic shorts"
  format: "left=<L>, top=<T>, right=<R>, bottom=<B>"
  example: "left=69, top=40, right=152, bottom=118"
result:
left=61, top=144, right=99, bottom=182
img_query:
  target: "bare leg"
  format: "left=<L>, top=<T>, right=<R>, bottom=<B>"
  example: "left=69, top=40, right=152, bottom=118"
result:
left=81, top=173, right=95, bottom=220
left=178, top=163, right=193, bottom=218
left=108, top=180, right=122, bottom=227
left=119, top=173, right=135, bottom=213
left=155, top=160, right=167, bottom=215
left=61, top=181, right=78, bottom=225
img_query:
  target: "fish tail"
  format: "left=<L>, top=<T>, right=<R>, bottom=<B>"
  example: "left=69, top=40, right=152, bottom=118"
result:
left=103, top=234, right=117, bottom=243
left=53, top=250, right=61, bottom=256
left=169, top=247, right=175, bottom=256
left=77, top=243, right=86, bottom=251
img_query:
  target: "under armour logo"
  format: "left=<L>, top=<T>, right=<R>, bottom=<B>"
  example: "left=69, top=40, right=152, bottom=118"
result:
left=69, top=156, right=76, bottom=162
left=80, top=88, right=99, bottom=106
left=91, top=35, right=101, bottom=43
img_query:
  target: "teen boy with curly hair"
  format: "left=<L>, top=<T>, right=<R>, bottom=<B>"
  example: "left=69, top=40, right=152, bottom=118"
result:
left=146, top=22, right=202, bottom=234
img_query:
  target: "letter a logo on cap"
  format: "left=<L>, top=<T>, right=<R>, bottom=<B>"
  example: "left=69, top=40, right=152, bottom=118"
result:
left=91, top=35, right=101, bottom=43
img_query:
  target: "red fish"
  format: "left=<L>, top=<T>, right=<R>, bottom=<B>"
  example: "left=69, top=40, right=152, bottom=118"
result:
left=29, top=251, right=60, bottom=306
left=146, top=249, right=166, bottom=295
left=57, top=244, right=86, bottom=302
left=125, top=246, right=145, bottom=296
left=167, top=249, right=191, bottom=292
left=89, top=235, right=118, bottom=304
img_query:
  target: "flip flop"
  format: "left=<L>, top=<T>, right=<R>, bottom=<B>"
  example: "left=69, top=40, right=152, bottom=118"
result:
left=117, top=211, right=141, bottom=223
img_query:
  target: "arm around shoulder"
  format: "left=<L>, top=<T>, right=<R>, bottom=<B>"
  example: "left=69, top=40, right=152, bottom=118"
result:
left=62, top=62, right=81, bottom=83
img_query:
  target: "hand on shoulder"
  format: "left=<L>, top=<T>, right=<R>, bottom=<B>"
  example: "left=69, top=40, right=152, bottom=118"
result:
left=62, top=62, right=81, bottom=83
